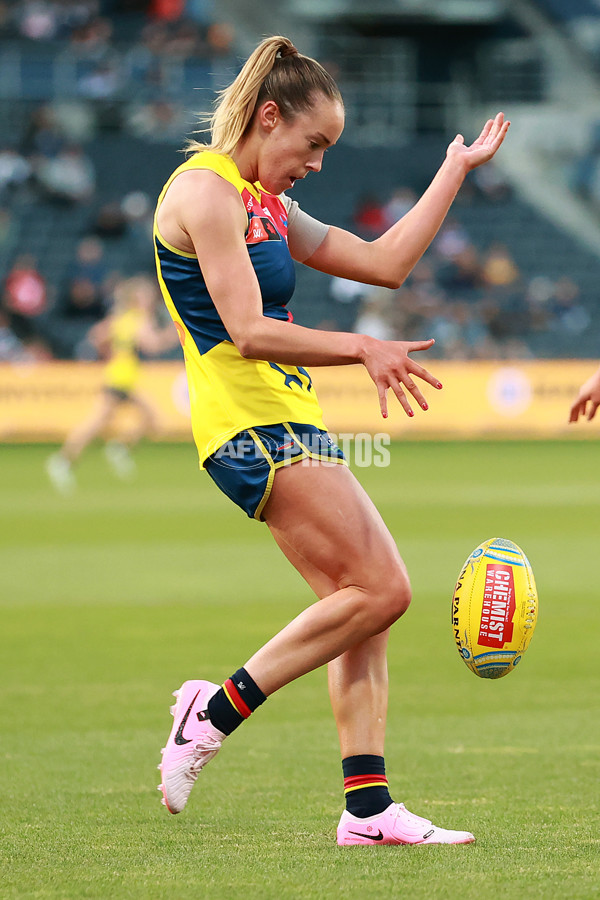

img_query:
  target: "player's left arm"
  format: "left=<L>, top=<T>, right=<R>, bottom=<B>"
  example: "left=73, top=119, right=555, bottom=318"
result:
left=303, top=112, right=509, bottom=289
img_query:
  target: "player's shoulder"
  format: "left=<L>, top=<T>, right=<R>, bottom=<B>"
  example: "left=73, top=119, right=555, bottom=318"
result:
left=162, top=165, right=246, bottom=236
left=166, top=165, right=240, bottom=205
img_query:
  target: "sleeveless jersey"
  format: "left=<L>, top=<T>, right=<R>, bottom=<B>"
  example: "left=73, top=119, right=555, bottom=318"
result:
left=104, top=307, right=142, bottom=393
left=153, top=151, right=326, bottom=466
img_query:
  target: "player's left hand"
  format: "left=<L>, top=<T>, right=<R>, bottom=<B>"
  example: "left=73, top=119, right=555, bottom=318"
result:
left=446, top=112, right=510, bottom=172
left=569, top=367, right=600, bottom=422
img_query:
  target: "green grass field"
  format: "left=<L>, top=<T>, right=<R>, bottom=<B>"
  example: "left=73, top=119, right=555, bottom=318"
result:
left=1, top=440, right=599, bottom=900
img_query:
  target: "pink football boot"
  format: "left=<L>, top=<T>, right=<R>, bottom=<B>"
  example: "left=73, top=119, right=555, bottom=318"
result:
left=337, top=802, right=475, bottom=846
left=158, top=680, right=226, bottom=814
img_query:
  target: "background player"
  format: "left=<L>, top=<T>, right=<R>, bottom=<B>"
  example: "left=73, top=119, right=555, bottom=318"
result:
left=46, top=273, right=177, bottom=492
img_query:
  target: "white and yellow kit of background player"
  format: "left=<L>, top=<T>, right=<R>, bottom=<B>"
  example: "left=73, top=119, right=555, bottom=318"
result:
left=103, top=306, right=143, bottom=400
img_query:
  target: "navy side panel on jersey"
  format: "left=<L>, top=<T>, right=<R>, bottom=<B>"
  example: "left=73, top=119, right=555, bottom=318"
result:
left=155, top=236, right=296, bottom=356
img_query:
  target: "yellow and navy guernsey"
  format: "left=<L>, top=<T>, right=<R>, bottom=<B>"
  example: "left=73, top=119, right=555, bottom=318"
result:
left=104, top=306, right=143, bottom=396
left=153, top=150, right=333, bottom=467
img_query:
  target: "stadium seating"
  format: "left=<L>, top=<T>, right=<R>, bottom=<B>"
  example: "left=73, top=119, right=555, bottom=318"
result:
left=2, top=0, right=600, bottom=361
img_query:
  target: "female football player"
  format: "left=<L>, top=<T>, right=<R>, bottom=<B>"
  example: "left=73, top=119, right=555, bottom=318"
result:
left=154, top=35, right=509, bottom=845
left=46, top=274, right=177, bottom=492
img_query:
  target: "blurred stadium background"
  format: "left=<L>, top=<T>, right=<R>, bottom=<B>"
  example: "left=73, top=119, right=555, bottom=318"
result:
left=3, top=5, right=600, bottom=898
left=2, top=0, right=600, bottom=441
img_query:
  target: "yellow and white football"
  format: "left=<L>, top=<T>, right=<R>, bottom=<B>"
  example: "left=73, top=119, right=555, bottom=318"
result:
left=451, top=537, right=538, bottom=679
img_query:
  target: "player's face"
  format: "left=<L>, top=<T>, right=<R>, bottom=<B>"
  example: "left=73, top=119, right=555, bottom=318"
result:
left=258, top=95, right=344, bottom=194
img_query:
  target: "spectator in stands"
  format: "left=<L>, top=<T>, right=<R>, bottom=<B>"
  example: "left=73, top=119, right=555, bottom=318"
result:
left=78, top=60, right=121, bottom=99
left=569, top=363, right=600, bottom=422
left=123, top=20, right=168, bottom=93
left=480, top=291, right=531, bottom=357
left=446, top=301, right=489, bottom=359
left=126, top=99, right=187, bottom=143
left=62, top=277, right=106, bottom=323
left=59, top=1, right=99, bottom=36
left=549, top=276, right=590, bottom=334
left=61, top=236, right=109, bottom=321
left=432, top=217, right=470, bottom=260
left=68, top=14, right=115, bottom=61
left=470, top=160, right=512, bottom=203
left=0, top=207, right=17, bottom=262
left=481, top=241, right=520, bottom=288
left=0, top=145, right=32, bottom=201
left=0, top=2, right=12, bottom=36
left=383, top=187, right=417, bottom=227
left=328, top=275, right=368, bottom=332
left=205, top=21, right=234, bottom=57
left=427, top=305, right=463, bottom=356
left=524, top=275, right=555, bottom=332
left=149, top=0, right=186, bottom=22
left=121, top=190, right=155, bottom=265
left=34, top=143, right=96, bottom=205
left=15, top=0, right=59, bottom=40
left=437, top=243, right=483, bottom=296
left=90, top=200, right=127, bottom=238
left=186, top=0, right=215, bottom=27
left=20, top=104, right=66, bottom=159
left=2, top=253, right=49, bottom=340
left=163, top=18, right=203, bottom=58
left=0, top=309, right=28, bottom=361
left=353, top=288, right=396, bottom=341
left=406, top=259, right=441, bottom=303
left=73, top=236, right=107, bottom=284
left=352, top=194, right=387, bottom=239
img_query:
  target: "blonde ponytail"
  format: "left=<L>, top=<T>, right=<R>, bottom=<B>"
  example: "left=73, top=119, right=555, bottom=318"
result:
left=186, top=35, right=341, bottom=156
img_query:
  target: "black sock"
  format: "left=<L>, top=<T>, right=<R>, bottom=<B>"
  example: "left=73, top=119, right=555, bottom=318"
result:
left=342, top=754, right=393, bottom=818
left=207, top=667, right=267, bottom=735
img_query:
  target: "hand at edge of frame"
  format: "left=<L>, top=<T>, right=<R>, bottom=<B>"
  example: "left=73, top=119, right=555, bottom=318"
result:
left=569, top=368, right=600, bottom=423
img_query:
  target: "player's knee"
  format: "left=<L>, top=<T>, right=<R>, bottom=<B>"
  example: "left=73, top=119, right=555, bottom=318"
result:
left=372, top=568, right=411, bottom=629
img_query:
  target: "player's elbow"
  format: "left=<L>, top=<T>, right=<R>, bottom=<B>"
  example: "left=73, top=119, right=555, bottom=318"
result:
left=370, top=256, right=408, bottom=290
left=377, top=260, right=409, bottom=290
left=236, top=339, right=255, bottom=359
left=233, top=327, right=261, bottom=360
left=379, top=274, right=405, bottom=290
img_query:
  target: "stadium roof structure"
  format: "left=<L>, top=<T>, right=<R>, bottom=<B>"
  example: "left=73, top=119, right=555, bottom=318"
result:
left=291, top=0, right=504, bottom=23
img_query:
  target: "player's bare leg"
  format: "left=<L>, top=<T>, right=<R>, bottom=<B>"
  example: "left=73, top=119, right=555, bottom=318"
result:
left=244, top=460, right=410, bottom=693
left=267, top=525, right=389, bottom=758
left=159, top=460, right=474, bottom=842
left=261, top=461, right=474, bottom=845
left=327, top=631, right=390, bottom=757
left=46, top=391, right=118, bottom=492
left=105, top=393, right=160, bottom=478
left=63, top=391, right=119, bottom=463
left=159, top=461, right=408, bottom=813
left=122, top=392, right=160, bottom=449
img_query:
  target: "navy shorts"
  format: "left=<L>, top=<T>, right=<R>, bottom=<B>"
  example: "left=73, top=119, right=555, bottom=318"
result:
left=104, top=386, right=131, bottom=403
left=204, top=422, right=346, bottom=520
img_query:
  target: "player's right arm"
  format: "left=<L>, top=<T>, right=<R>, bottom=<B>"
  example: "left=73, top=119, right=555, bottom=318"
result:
left=157, top=170, right=441, bottom=417
left=569, top=364, right=600, bottom=422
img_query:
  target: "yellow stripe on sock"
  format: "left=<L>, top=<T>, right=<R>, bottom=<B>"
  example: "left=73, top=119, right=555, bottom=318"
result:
left=222, top=682, right=239, bottom=712
left=344, top=781, right=388, bottom=794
